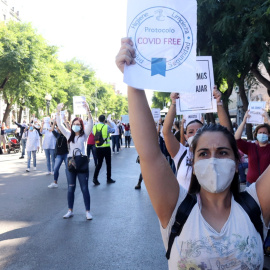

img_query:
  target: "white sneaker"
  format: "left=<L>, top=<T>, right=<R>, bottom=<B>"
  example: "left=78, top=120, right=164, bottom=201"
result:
left=86, top=212, right=93, bottom=220
left=46, top=171, right=51, bottom=175
left=33, top=167, right=37, bottom=171
left=63, top=210, right=73, bottom=219
left=48, top=183, right=58, bottom=188
left=26, top=168, right=30, bottom=172
left=50, top=171, right=54, bottom=175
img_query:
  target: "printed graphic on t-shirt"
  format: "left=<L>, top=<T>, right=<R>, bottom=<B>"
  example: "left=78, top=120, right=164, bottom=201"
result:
left=176, top=234, right=261, bottom=270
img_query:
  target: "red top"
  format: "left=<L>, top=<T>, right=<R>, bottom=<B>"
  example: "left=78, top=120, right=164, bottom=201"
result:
left=122, top=123, right=130, bottom=131
left=87, top=132, right=95, bottom=145
left=237, top=139, right=270, bottom=184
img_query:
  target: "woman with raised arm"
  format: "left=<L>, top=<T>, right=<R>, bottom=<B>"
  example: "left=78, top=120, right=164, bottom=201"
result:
left=162, top=89, right=231, bottom=190
left=56, top=102, right=93, bottom=220
left=235, top=110, right=270, bottom=187
left=116, top=37, right=270, bottom=269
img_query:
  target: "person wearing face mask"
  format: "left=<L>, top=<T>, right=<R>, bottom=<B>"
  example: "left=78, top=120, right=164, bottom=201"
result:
left=56, top=102, right=93, bottom=220
left=235, top=110, right=270, bottom=187
left=162, top=89, right=231, bottom=190
left=25, top=124, right=40, bottom=172
left=40, top=119, right=56, bottom=175
left=116, top=38, right=270, bottom=268
left=33, top=121, right=43, bottom=153
left=13, top=118, right=28, bottom=158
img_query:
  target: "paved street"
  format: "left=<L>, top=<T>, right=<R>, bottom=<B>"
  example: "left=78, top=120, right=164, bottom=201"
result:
left=0, top=143, right=167, bottom=270
left=1, top=143, right=270, bottom=270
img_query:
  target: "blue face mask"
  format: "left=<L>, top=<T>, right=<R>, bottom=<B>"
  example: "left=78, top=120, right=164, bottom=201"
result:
left=29, top=126, right=34, bottom=131
left=72, top=125, right=81, bottom=133
left=257, top=133, right=268, bottom=143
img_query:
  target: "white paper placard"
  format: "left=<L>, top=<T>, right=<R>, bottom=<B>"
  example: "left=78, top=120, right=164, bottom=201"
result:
left=60, top=111, right=66, bottom=122
left=121, top=115, right=130, bottom=124
left=124, top=0, right=197, bottom=93
left=43, top=117, right=51, bottom=129
left=247, top=101, right=266, bottom=125
left=73, top=96, right=86, bottom=115
left=152, top=108, right=161, bottom=122
left=183, top=114, right=202, bottom=128
left=176, top=56, right=217, bottom=115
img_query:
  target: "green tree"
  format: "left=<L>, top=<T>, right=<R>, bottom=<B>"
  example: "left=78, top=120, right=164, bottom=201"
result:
left=0, top=21, right=59, bottom=122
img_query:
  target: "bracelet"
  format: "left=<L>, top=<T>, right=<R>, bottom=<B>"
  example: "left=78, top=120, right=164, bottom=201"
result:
left=171, top=103, right=176, bottom=106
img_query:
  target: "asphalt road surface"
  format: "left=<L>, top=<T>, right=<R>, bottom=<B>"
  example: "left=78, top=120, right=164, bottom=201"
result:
left=0, top=143, right=269, bottom=270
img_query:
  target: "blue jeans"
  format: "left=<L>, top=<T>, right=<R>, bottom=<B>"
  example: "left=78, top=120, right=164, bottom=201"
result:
left=27, top=151, right=36, bottom=168
left=66, top=169, right=90, bottom=211
left=21, top=138, right=27, bottom=156
left=238, top=162, right=248, bottom=183
left=44, top=149, right=55, bottom=172
left=54, top=154, right=67, bottom=182
left=111, top=135, right=119, bottom=152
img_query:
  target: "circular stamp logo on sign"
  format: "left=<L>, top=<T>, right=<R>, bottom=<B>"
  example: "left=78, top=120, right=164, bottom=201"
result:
left=127, top=6, right=193, bottom=76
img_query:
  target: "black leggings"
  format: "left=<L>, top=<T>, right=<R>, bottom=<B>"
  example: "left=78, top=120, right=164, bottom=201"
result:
left=125, top=136, right=131, bottom=147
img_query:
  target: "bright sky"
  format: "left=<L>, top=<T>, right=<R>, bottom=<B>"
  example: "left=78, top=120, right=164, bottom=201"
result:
left=11, top=0, right=153, bottom=103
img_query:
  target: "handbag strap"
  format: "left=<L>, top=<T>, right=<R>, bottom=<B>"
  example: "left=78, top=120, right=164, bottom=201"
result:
left=73, top=148, right=82, bottom=157
left=177, top=149, right=187, bottom=172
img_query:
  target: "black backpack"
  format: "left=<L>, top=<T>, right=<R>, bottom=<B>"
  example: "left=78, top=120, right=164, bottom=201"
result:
left=94, top=124, right=106, bottom=146
left=166, top=191, right=264, bottom=260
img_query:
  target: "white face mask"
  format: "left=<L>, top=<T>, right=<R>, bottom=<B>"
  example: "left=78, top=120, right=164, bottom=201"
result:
left=187, top=136, right=195, bottom=147
left=194, top=158, right=236, bottom=193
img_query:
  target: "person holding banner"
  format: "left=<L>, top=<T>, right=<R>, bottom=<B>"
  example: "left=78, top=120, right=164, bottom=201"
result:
left=115, top=38, right=269, bottom=268
left=40, top=119, right=56, bottom=175
left=56, top=102, right=93, bottom=220
left=235, top=110, right=270, bottom=187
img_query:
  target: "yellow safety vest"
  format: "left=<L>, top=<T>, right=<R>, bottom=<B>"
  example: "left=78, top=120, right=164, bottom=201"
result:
left=93, top=123, right=110, bottom=148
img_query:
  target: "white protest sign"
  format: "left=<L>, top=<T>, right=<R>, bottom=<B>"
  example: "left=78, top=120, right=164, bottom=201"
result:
left=124, top=0, right=197, bottom=93
left=247, top=101, right=266, bottom=125
left=176, top=56, right=217, bottom=115
left=43, top=117, right=51, bottom=129
left=121, top=115, right=130, bottom=124
left=183, top=114, right=202, bottom=128
left=152, top=108, right=161, bottom=122
left=60, top=111, right=66, bottom=122
left=73, top=96, right=86, bottom=115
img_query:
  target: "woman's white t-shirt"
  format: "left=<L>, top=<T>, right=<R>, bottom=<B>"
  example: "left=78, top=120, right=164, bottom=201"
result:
left=160, top=183, right=266, bottom=270
left=173, top=144, right=192, bottom=190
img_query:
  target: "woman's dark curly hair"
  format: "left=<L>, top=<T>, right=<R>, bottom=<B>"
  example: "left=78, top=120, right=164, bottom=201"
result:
left=188, top=124, right=240, bottom=196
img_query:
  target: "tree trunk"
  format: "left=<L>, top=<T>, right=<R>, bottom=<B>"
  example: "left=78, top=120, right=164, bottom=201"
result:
left=18, top=106, right=23, bottom=123
left=2, top=101, right=12, bottom=123
left=238, top=81, right=253, bottom=140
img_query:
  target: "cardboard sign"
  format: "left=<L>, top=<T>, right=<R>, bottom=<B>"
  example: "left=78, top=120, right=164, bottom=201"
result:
left=121, top=115, right=130, bottom=124
left=124, top=0, right=197, bottom=92
left=152, top=108, right=161, bottom=122
left=183, top=114, right=202, bottom=128
left=176, top=56, right=217, bottom=115
left=73, top=96, right=86, bottom=115
left=247, top=101, right=266, bottom=125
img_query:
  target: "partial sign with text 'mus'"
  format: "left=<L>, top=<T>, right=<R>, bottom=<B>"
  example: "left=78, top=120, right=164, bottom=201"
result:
left=124, top=0, right=197, bottom=93
left=176, top=56, right=217, bottom=115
